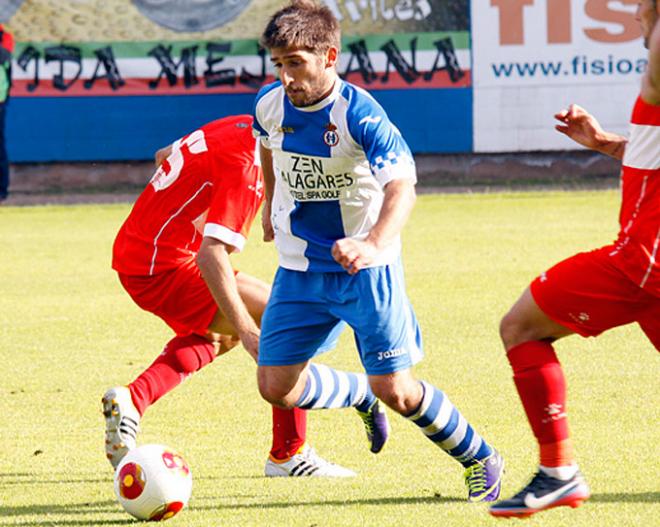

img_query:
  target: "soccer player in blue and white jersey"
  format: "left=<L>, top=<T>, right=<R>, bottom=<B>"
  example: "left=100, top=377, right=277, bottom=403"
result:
left=253, top=0, right=504, bottom=502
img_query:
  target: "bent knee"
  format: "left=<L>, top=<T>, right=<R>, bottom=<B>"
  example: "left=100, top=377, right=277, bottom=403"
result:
left=376, top=392, right=410, bottom=414
left=257, top=370, right=296, bottom=408
left=370, top=378, right=421, bottom=415
left=500, top=305, right=565, bottom=350
left=257, top=383, right=295, bottom=408
left=499, top=310, right=527, bottom=350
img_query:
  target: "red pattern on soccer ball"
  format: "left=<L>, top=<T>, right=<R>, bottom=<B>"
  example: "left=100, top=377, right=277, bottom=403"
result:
left=117, top=462, right=146, bottom=500
left=149, top=501, right=185, bottom=521
left=162, top=450, right=190, bottom=476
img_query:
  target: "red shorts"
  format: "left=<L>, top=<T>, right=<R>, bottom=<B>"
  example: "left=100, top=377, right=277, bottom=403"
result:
left=531, top=245, right=660, bottom=350
left=118, top=257, right=217, bottom=337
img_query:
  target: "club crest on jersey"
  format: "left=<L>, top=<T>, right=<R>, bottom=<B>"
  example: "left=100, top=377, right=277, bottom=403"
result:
left=323, top=123, right=339, bottom=147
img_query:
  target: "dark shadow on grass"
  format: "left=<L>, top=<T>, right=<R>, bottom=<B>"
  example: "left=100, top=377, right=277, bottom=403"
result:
left=189, top=494, right=465, bottom=511
left=589, top=492, right=660, bottom=503
left=0, top=501, right=119, bottom=517
left=0, top=477, right=110, bottom=485
left=0, top=471, right=112, bottom=486
left=0, top=493, right=466, bottom=525
left=0, top=501, right=135, bottom=527
left=0, top=520, right=135, bottom=527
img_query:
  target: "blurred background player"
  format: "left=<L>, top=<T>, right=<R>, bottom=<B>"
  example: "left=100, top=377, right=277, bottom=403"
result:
left=490, top=0, right=660, bottom=518
left=253, top=0, right=504, bottom=502
left=0, top=23, right=13, bottom=201
left=105, top=114, right=370, bottom=477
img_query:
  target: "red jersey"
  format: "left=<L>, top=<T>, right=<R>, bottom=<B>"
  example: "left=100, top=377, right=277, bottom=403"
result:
left=611, top=96, right=660, bottom=296
left=112, top=115, right=263, bottom=276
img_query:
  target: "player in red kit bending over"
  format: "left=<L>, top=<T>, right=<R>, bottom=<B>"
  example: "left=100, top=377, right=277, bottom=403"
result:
left=105, top=115, right=357, bottom=477
left=490, top=0, right=660, bottom=518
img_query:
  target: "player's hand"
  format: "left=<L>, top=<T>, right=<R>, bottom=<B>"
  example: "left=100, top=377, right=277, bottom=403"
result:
left=204, top=333, right=239, bottom=356
left=238, top=328, right=260, bottom=363
left=554, top=103, right=627, bottom=159
left=332, top=238, right=379, bottom=275
left=554, top=104, right=605, bottom=150
left=216, top=334, right=240, bottom=355
left=154, top=145, right=172, bottom=167
left=262, top=202, right=274, bottom=242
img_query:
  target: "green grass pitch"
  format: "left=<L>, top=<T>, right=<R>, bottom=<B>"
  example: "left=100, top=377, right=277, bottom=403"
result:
left=1, top=190, right=658, bottom=526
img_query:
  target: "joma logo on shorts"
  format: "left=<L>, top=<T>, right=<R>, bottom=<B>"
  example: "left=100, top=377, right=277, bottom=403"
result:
left=377, top=349, right=407, bottom=361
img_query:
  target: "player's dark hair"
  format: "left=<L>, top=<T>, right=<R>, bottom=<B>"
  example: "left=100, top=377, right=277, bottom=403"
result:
left=260, top=0, right=341, bottom=54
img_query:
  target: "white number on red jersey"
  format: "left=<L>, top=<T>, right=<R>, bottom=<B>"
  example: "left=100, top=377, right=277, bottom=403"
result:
left=150, top=130, right=208, bottom=191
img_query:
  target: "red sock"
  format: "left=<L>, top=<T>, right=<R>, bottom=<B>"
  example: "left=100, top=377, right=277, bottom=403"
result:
left=269, top=406, right=307, bottom=460
left=507, top=341, right=574, bottom=467
left=129, top=335, right=216, bottom=416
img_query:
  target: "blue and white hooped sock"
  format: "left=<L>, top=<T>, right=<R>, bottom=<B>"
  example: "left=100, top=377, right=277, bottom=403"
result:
left=406, top=381, right=493, bottom=467
left=295, top=363, right=375, bottom=413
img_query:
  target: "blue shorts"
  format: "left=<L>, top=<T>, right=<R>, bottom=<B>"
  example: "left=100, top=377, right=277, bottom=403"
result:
left=258, top=261, right=424, bottom=375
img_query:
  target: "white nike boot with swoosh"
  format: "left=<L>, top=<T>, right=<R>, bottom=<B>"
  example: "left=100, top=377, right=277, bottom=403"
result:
left=489, top=467, right=590, bottom=518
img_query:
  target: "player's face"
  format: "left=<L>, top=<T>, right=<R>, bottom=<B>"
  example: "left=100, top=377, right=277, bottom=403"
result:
left=636, top=0, right=659, bottom=48
left=271, top=47, right=338, bottom=107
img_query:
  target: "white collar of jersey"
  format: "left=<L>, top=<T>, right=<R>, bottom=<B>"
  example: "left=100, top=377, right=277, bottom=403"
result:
left=293, top=79, right=342, bottom=113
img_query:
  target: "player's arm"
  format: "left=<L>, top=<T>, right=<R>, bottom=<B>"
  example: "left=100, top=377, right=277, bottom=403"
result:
left=332, top=179, right=416, bottom=275
left=259, top=142, right=275, bottom=242
left=554, top=104, right=627, bottom=160
left=333, top=101, right=417, bottom=274
left=368, top=178, right=416, bottom=248
left=641, top=3, right=660, bottom=104
left=196, top=237, right=260, bottom=361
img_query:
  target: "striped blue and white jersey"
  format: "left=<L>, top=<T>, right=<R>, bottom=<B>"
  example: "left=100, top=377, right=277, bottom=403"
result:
left=253, top=79, right=416, bottom=272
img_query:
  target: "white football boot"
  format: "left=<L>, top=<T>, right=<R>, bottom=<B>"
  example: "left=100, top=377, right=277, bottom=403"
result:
left=264, top=445, right=356, bottom=477
left=102, top=386, right=140, bottom=469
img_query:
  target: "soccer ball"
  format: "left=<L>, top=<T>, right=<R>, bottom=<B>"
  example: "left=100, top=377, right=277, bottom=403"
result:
left=114, top=444, right=193, bottom=521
